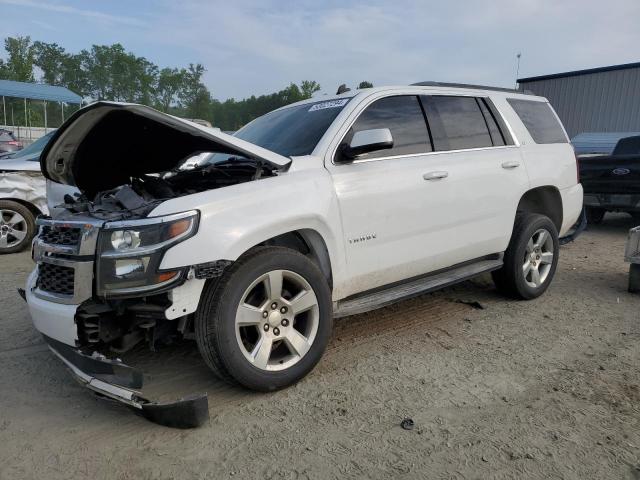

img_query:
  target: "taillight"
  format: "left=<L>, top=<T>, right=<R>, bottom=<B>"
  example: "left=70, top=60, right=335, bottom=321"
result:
left=7, top=141, right=21, bottom=146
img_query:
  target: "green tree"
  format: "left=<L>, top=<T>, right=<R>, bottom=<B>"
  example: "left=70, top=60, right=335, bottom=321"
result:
left=33, top=41, right=67, bottom=85
left=1, top=36, right=35, bottom=82
left=300, top=80, right=321, bottom=99
left=179, top=63, right=210, bottom=118
left=357, top=81, right=373, bottom=89
left=155, top=67, right=186, bottom=111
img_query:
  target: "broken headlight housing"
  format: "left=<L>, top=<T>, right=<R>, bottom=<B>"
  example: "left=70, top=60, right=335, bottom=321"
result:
left=96, top=210, right=199, bottom=298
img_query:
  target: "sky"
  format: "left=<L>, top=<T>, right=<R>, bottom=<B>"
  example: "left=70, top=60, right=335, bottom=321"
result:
left=1, top=0, right=639, bottom=100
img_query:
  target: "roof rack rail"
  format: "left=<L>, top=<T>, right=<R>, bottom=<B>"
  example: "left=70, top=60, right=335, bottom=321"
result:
left=410, top=81, right=527, bottom=94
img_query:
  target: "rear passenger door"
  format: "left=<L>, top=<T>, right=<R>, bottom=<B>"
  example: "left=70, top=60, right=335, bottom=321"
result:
left=419, top=95, right=529, bottom=263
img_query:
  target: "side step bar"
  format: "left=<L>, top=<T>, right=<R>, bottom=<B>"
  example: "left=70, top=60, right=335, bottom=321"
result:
left=333, top=257, right=503, bottom=318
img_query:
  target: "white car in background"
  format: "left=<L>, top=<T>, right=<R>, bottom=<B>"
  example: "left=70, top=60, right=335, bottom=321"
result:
left=24, top=84, right=582, bottom=426
left=0, top=131, right=64, bottom=253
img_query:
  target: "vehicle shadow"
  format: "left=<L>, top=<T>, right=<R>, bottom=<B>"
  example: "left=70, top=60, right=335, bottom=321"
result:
left=586, top=212, right=637, bottom=233
left=124, top=283, right=487, bottom=407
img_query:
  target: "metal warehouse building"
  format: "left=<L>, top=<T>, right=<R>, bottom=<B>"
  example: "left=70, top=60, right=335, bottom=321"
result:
left=517, top=62, right=640, bottom=138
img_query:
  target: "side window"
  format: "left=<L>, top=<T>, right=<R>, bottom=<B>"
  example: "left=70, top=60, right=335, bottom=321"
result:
left=507, top=99, right=568, bottom=144
left=478, top=98, right=505, bottom=146
left=421, top=96, right=493, bottom=151
left=341, top=95, right=431, bottom=160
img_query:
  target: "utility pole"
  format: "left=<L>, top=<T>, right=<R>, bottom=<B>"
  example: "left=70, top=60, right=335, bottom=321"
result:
left=514, top=53, right=522, bottom=90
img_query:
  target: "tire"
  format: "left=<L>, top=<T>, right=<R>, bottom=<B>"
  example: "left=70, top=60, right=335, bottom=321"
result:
left=195, top=246, right=333, bottom=391
left=586, top=207, right=605, bottom=225
left=492, top=213, right=560, bottom=300
left=0, top=200, right=36, bottom=254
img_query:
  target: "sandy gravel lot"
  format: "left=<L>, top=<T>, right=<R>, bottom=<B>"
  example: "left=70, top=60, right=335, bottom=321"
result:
left=0, top=214, right=639, bottom=479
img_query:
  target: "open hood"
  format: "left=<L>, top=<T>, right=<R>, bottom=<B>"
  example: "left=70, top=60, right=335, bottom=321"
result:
left=41, top=101, right=291, bottom=197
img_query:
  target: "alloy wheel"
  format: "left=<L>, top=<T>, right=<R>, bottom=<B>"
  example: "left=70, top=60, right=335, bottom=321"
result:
left=0, top=209, right=28, bottom=249
left=522, top=228, right=554, bottom=288
left=235, top=269, right=319, bottom=371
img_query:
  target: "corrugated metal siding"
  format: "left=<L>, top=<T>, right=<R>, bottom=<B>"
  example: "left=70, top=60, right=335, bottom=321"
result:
left=518, top=66, right=640, bottom=138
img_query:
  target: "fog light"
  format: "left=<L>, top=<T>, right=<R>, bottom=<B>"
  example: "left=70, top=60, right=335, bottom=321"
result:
left=115, top=257, right=149, bottom=278
left=111, top=230, right=141, bottom=250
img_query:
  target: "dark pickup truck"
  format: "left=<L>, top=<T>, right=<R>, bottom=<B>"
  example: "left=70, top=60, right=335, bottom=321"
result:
left=580, top=135, right=640, bottom=224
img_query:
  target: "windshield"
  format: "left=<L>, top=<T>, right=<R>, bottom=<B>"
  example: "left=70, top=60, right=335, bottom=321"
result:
left=203, top=98, right=350, bottom=166
left=5, top=131, right=55, bottom=160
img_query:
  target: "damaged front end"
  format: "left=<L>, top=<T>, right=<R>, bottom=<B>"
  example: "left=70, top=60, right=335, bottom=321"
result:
left=28, top=212, right=212, bottom=427
left=25, top=102, right=292, bottom=427
left=45, top=335, right=208, bottom=429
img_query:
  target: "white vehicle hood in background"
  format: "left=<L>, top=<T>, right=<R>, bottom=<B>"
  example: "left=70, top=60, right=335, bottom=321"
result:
left=40, top=101, right=291, bottom=198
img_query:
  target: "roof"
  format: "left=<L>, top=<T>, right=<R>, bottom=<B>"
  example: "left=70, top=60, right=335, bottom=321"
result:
left=518, top=62, right=640, bottom=83
left=0, top=79, right=82, bottom=103
left=411, top=81, right=521, bottom=94
left=571, top=131, right=640, bottom=155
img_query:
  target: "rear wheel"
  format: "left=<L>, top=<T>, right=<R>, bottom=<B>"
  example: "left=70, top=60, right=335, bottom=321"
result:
left=195, top=246, right=332, bottom=391
left=492, top=213, right=559, bottom=300
left=0, top=200, right=36, bottom=254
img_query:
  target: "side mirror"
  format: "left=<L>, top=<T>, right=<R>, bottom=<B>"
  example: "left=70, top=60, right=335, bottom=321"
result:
left=339, top=128, right=394, bottom=160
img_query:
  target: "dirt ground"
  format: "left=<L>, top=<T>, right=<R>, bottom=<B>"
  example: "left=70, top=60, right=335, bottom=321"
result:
left=0, top=214, right=639, bottom=480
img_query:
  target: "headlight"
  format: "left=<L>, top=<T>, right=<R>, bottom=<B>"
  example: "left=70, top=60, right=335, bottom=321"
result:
left=96, top=210, right=199, bottom=297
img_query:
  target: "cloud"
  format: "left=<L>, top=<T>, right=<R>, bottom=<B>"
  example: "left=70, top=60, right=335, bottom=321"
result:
left=143, top=0, right=640, bottom=99
left=0, top=0, right=147, bottom=27
left=4, top=0, right=639, bottom=99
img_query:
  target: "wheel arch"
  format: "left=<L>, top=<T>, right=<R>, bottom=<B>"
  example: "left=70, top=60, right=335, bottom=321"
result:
left=516, top=186, right=563, bottom=232
left=249, top=229, right=334, bottom=290
left=0, top=197, right=42, bottom=218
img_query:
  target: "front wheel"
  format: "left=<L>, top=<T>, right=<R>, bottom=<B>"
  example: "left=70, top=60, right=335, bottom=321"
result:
left=195, top=246, right=332, bottom=391
left=492, top=213, right=559, bottom=300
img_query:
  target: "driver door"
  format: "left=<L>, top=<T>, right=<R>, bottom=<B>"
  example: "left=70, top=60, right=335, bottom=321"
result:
left=327, top=95, right=445, bottom=297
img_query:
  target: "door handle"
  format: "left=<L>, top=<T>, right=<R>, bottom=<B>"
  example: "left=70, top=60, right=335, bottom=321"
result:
left=501, top=160, right=520, bottom=169
left=423, top=171, right=449, bottom=181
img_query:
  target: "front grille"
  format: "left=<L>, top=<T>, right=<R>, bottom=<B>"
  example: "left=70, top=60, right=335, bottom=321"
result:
left=37, top=263, right=75, bottom=296
left=40, top=226, right=82, bottom=246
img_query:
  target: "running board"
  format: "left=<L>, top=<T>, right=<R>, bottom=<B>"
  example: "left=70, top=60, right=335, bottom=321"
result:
left=333, top=257, right=503, bottom=318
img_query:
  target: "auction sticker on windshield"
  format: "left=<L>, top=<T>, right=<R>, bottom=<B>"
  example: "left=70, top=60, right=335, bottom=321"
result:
left=309, top=99, right=350, bottom=112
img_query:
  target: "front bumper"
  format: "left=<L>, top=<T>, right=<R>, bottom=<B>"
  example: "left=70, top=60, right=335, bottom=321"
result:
left=43, top=334, right=209, bottom=428
left=25, top=269, right=78, bottom=346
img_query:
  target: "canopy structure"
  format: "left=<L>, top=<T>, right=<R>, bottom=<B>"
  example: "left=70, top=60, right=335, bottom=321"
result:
left=0, top=79, right=82, bottom=136
left=0, top=80, right=82, bottom=104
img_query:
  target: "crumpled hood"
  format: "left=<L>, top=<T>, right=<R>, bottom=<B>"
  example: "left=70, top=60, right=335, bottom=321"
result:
left=40, top=101, right=291, bottom=198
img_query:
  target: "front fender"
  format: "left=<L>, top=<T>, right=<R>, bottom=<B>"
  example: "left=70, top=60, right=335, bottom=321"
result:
left=150, top=171, right=347, bottom=298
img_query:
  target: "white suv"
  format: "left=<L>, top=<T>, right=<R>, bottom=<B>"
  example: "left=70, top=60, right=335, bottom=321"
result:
left=25, top=84, right=582, bottom=424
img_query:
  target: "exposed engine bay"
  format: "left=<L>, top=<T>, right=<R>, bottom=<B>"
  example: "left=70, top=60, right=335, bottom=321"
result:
left=59, top=157, right=278, bottom=220
left=40, top=102, right=291, bottom=221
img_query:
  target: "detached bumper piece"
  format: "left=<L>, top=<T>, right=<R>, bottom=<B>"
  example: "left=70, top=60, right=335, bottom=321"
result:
left=44, top=336, right=209, bottom=428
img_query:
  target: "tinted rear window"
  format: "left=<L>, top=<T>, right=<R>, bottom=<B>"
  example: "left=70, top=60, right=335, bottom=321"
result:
left=421, top=96, right=493, bottom=151
left=0, top=131, right=15, bottom=141
left=507, top=99, right=567, bottom=144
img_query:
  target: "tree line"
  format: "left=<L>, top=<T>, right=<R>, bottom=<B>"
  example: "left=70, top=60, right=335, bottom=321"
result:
left=0, top=36, right=372, bottom=131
